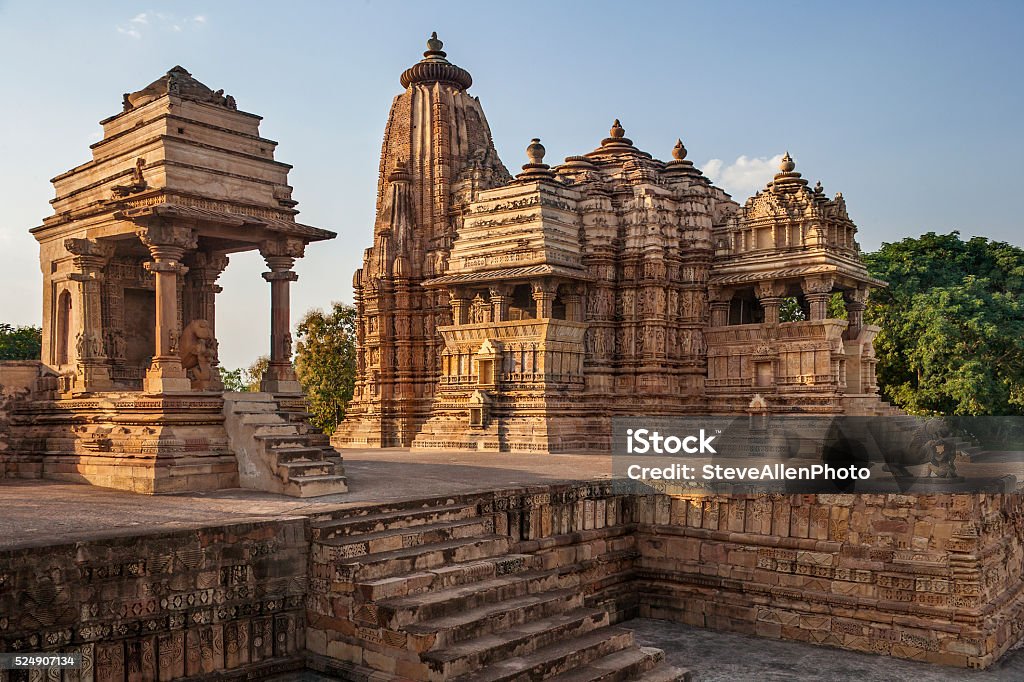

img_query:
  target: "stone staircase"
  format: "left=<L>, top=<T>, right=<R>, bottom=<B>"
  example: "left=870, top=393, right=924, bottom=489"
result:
left=222, top=392, right=347, bottom=497
left=308, top=500, right=688, bottom=681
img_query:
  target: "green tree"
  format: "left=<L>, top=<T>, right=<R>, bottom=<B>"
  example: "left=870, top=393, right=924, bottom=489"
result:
left=865, top=232, right=1024, bottom=415
left=0, top=324, right=42, bottom=360
left=294, top=303, right=357, bottom=434
left=219, top=356, right=269, bottom=392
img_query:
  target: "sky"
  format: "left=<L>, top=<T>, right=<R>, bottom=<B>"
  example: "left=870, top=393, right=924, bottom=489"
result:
left=1, top=1, right=1021, bottom=369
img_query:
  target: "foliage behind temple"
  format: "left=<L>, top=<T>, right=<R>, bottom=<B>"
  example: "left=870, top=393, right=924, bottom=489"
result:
left=864, top=232, right=1024, bottom=415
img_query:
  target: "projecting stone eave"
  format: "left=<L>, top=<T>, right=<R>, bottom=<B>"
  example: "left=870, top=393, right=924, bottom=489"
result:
left=709, top=254, right=887, bottom=290
left=421, top=263, right=593, bottom=288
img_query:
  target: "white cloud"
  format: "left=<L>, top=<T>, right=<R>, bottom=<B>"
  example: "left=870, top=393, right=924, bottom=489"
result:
left=700, top=153, right=785, bottom=199
left=116, top=11, right=207, bottom=39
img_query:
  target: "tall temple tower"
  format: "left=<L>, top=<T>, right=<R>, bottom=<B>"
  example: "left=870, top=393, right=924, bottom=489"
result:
left=334, top=34, right=510, bottom=447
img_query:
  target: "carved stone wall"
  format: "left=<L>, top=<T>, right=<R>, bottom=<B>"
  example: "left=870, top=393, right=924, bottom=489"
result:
left=3, top=484, right=1021, bottom=674
left=0, top=519, right=308, bottom=680
left=633, top=492, right=1024, bottom=668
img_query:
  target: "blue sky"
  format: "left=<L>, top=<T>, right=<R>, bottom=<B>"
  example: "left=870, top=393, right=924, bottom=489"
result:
left=1, top=1, right=1021, bottom=369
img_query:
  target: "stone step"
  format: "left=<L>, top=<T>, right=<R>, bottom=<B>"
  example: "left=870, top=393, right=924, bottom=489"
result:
left=284, top=474, right=348, bottom=498
left=313, top=504, right=479, bottom=540
left=255, top=433, right=316, bottom=449
left=335, top=536, right=511, bottom=582
left=253, top=424, right=301, bottom=437
left=306, top=433, right=332, bottom=447
left=409, top=588, right=586, bottom=654
left=422, top=607, right=608, bottom=678
left=277, top=460, right=336, bottom=481
left=274, top=446, right=329, bottom=463
left=450, top=625, right=635, bottom=682
left=354, top=554, right=540, bottom=602
left=375, top=568, right=573, bottom=630
left=545, top=646, right=669, bottom=682
left=240, top=412, right=289, bottom=425
left=631, top=662, right=692, bottom=682
left=324, top=517, right=495, bottom=560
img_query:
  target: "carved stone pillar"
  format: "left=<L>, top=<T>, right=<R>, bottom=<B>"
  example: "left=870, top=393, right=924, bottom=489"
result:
left=532, top=281, right=557, bottom=319
left=65, top=238, right=114, bottom=392
left=708, top=287, right=733, bottom=327
left=756, top=281, right=784, bottom=325
left=844, top=287, right=867, bottom=337
left=138, top=223, right=196, bottom=393
left=450, top=291, right=470, bottom=325
left=561, top=284, right=584, bottom=322
left=802, top=276, right=834, bottom=321
left=185, top=252, right=229, bottom=333
left=260, top=238, right=304, bottom=394
left=488, top=284, right=513, bottom=322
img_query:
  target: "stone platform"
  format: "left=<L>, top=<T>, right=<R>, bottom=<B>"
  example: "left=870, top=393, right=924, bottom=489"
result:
left=3, top=450, right=1024, bottom=680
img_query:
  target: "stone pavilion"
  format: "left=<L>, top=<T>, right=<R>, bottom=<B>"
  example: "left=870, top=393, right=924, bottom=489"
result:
left=3, top=66, right=347, bottom=496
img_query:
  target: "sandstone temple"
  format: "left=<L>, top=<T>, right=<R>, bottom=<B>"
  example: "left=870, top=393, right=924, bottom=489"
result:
left=334, top=33, right=889, bottom=453
left=4, top=32, right=1024, bottom=682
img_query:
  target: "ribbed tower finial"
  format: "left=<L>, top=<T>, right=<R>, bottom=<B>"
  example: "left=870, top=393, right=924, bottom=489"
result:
left=400, top=32, right=473, bottom=90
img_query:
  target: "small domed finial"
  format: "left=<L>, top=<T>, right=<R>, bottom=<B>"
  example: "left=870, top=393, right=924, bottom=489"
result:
left=814, top=180, right=823, bottom=194
left=427, top=32, right=443, bottom=52
left=780, top=152, right=795, bottom=173
left=610, top=119, right=625, bottom=139
left=672, top=139, right=687, bottom=161
left=517, top=137, right=556, bottom=181
left=526, top=138, right=545, bottom=165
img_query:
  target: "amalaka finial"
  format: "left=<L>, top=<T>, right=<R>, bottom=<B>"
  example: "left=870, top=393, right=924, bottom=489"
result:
left=814, top=180, right=823, bottom=194
left=610, top=119, right=625, bottom=139
left=526, top=138, right=546, bottom=165
left=516, top=137, right=555, bottom=181
left=780, top=152, right=795, bottom=173
left=402, top=30, right=471, bottom=89
left=672, top=139, right=687, bottom=161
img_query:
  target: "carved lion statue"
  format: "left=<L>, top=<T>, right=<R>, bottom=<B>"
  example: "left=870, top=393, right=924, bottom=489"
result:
left=179, top=319, right=218, bottom=390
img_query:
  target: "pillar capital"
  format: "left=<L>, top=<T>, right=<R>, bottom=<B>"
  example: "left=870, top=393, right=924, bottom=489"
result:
left=801, top=275, right=835, bottom=296
left=189, top=252, right=230, bottom=279
left=136, top=223, right=197, bottom=259
left=755, top=280, right=784, bottom=300
left=707, top=286, right=734, bottom=304
left=64, top=238, right=114, bottom=274
left=260, top=237, right=305, bottom=271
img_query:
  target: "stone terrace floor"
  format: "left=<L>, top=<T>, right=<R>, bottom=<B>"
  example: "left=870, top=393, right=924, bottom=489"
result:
left=0, top=448, right=613, bottom=549
left=625, top=618, right=1024, bottom=681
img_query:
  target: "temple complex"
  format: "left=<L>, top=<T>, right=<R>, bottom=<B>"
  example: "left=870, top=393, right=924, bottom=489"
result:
left=3, top=32, right=1024, bottom=682
left=334, top=36, right=890, bottom=453
left=1, top=66, right=347, bottom=496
